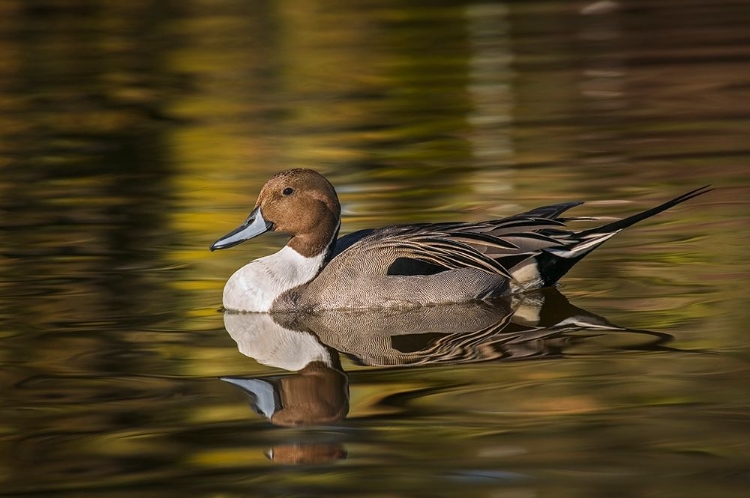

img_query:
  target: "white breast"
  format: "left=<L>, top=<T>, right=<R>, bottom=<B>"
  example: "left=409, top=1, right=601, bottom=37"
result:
left=222, top=246, right=326, bottom=312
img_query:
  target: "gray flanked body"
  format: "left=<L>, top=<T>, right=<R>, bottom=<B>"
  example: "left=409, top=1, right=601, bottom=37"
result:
left=277, top=263, right=509, bottom=311
left=210, top=168, right=710, bottom=313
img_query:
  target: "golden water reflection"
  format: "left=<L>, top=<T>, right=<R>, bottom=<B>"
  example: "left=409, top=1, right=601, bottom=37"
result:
left=1, top=0, right=749, bottom=496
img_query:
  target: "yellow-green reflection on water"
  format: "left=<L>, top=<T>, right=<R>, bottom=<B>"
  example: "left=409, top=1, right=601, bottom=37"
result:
left=1, top=0, right=750, bottom=497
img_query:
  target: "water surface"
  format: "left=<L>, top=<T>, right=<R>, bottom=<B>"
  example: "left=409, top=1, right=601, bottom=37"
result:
left=2, top=1, right=750, bottom=496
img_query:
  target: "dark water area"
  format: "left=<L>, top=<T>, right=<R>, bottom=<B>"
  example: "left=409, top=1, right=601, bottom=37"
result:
left=2, top=0, right=750, bottom=496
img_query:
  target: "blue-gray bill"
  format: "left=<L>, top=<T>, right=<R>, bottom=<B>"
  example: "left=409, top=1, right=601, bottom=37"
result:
left=210, top=207, right=273, bottom=251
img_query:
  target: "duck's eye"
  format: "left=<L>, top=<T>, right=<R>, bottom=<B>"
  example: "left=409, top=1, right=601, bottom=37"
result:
left=282, top=187, right=294, bottom=196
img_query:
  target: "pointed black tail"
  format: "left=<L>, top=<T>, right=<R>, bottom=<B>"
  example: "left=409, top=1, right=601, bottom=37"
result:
left=530, top=185, right=712, bottom=287
left=576, top=185, right=712, bottom=238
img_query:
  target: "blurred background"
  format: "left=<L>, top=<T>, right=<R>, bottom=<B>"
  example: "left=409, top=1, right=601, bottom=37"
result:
left=1, top=0, right=749, bottom=496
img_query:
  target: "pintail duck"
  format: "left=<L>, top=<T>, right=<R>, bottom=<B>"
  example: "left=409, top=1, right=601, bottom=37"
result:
left=210, top=169, right=710, bottom=312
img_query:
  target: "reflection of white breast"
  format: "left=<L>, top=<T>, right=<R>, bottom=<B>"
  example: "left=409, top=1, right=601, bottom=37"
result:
left=223, top=312, right=332, bottom=371
left=222, top=246, right=326, bottom=312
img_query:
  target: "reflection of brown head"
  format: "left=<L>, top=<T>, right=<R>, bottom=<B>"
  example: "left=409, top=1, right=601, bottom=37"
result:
left=266, top=443, right=347, bottom=465
left=269, top=361, right=349, bottom=426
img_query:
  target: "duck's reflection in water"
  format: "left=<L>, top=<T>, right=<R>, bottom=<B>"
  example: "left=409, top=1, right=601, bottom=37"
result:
left=221, top=289, right=673, bottom=463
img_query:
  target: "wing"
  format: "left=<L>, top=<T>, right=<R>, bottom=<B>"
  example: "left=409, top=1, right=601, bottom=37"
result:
left=333, top=215, right=573, bottom=278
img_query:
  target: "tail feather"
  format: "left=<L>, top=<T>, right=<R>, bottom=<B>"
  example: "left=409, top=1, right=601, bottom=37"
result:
left=512, top=185, right=711, bottom=288
left=577, top=185, right=712, bottom=238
